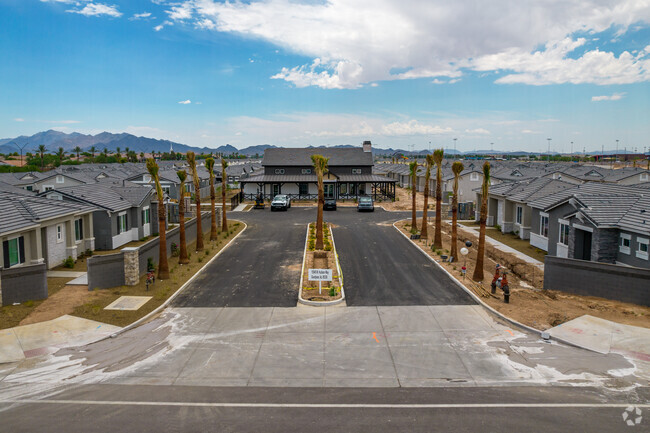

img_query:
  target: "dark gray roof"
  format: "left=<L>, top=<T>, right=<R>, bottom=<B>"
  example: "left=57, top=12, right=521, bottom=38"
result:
left=0, top=191, right=95, bottom=236
left=44, top=183, right=153, bottom=212
left=262, top=148, right=373, bottom=167
left=528, top=183, right=648, bottom=210
left=241, top=174, right=317, bottom=183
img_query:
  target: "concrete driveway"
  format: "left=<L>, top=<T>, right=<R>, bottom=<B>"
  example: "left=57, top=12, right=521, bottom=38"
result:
left=173, top=207, right=474, bottom=307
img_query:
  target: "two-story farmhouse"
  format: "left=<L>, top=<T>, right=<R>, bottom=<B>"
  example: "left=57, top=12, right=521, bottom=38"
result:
left=240, top=141, right=396, bottom=201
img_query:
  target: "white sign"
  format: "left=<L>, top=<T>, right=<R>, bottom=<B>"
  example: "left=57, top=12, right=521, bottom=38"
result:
left=308, top=269, right=333, bottom=281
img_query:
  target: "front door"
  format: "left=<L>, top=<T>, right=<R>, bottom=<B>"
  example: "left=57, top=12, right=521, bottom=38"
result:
left=574, top=229, right=592, bottom=261
left=324, top=183, right=335, bottom=199
left=273, top=184, right=280, bottom=196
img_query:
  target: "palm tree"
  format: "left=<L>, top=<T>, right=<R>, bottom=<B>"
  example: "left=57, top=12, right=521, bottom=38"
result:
left=140, top=151, right=145, bottom=161
left=37, top=145, right=46, bottom=170
left=176, top=170, right=190, bottom=265
left=472, top=162, right=491, bottom=282
left=420, top=154, right=434, bottom=239
left=450, top=161, right=465, bottom=260
left=409, top=161, right=418, bottom=230
left=311, top=154, right=329, bottom=250
left=187, top=151, right=204, bottom=251
left=90, top=146, right=96, bottom=159
left=206, top=158, right=218, bottom=240
left=433, top=149, right=444, bottom=249
left=56, top=147, right=65, bottom=162
left=221, top=158, right=229, bottom=232
left=103, top=147, right=109, bottom=157
left=116, top=147, right=121, bottom=158
left=146, top=158, right=170, bottom=279
left=74, top=146, right=81, bottom=160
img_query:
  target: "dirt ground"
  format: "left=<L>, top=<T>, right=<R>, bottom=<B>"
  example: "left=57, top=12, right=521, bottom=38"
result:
left=300, top=223, right=342, bottom=302
left=396, top=220, right=650, bottom=331
left=19, top=285, right=110, bottom=326
left=380, top=186, right=428, bottom=211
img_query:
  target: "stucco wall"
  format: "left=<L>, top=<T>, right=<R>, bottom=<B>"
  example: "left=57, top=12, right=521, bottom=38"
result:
left=45, top=223, right=68, bottom=269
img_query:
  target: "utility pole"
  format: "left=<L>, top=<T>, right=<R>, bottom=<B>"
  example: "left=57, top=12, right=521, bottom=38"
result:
left=453, top=138, right=457, bottom=156
left=570, top=141, right=573, bottom=158
left=547, top=138, right=552, bottom=162
left=13, top=141, right=28, bottom=167
left=616, top=139, right=619, bottom=163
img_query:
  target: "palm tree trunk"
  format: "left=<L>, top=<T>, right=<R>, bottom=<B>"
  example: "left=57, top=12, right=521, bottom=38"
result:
left=472, top=195, right=488, bottom=281
left=210, top=177, right=217, bottom=240
left=157, top=202, right=170, bottom=279
left=316, top=176, right=324, bottom=250
left=450, top=189, right=459, bottom=261
left=411, top=176, right=417, bottom=230
left=195, top=188, right=204, bottom=251
left=221, top=178, right=228, bottom=232
left=421, top=177, right=430, bottom=239
left=433, top=169, right=443, bottom=248
left=179, top=195, right=189, bottom=264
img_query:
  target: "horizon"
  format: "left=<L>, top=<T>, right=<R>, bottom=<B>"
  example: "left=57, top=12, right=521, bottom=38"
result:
left=1, top=1, right=649, bottom=153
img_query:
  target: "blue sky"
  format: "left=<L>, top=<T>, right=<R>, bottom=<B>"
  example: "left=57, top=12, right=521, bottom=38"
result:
left=1, top=0, right=649, bottom=152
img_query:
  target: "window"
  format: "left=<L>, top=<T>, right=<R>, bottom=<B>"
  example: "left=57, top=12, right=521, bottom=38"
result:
left=539, top=215, right=549, bottom=238
left=26, top=185, right=33, bottom=191
left=352, top=168, right=362, bottom=174
left=299, top=183, right=308, bottom=195
left=641, top=173, right=649, bottom=182
left=44, top=185, right=54, bottom=191
left=142, top=207, right=150, bottom=225
left=559, top=222, right=570, bottom=245
left=301, top=169, right=312, bottom=175
left=636, top=237, right=649, bottom=260
left=56, top=175, right=64, bottom=184
left=162, top=186, right=171, bottom=195
left=143, top=174, right=152, bottom=182
left=3, top=237, right=25, bottom=268
left=274, top=169, right=285, bottom=174
left=74, top=218, right=83, bottom=242
left=470, top=173, right=479, bottom=181
left=56, top=224, right=63, bottom=243
left=117, top=213, right=128, bottom=234
left=619, top=233, right=631, bottom=255
left=516, top=206, right=523, bottom=225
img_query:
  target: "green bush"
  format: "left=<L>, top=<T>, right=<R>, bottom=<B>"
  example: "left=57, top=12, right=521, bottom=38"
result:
left=328, top=287, right=336, bottom=297
left=63, top=256, right=74, bottom=268
left=198, top=256, right=203, bottom=263
left=147, top=257, right=155, bottom=272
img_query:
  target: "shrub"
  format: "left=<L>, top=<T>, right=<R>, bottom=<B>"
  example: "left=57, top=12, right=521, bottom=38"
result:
left=329, top=287, right=337, bottom=297
left=171, top=242, right=179, bottom=257
left=63, top=256, right=74, bottom=268
left=147, top=257, right=155, bottom=272
left=24, top=300, right=34, bottom=307
left=205, top=249, right=210, bottom=256
left=495, top=224, right=501, bottom=232
left=140, top=236, right=149, bottom=242
left=308, top=240, right=315, bottom=251
left=85, top=249, right=93, bottom=257
left=198, top=256, right=203, bottom=263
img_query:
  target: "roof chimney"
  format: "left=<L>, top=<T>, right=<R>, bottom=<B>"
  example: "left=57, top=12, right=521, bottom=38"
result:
left=363, top=140, right=372, bottom=153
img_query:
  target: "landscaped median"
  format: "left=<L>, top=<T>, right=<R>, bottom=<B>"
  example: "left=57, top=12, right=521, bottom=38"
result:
left=298, top=222, right=345, bottom=306
left=394, top=219, right=649, bottom=331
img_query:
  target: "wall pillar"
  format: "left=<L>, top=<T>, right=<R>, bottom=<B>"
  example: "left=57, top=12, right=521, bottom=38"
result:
left=30, top=228, right=45, bottom=265
left=65, top=219, right=77, bottom=260
left=123, top=247, right=140, bottom=286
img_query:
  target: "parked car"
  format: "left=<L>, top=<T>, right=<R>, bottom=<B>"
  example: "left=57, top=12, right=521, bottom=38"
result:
left=324, top=198, right=337, bottom=211
left=271, top=194, right=291, bottom=211
left=357, top=196, right=374, bottom=212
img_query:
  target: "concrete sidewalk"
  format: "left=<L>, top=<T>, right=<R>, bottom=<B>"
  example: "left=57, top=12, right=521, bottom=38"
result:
left=457, top=223, right=544, bottom=270
left=0, top=315, right=120, bottom=364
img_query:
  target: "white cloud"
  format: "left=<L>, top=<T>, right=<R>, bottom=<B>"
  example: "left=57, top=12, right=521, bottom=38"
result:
left=14, top=118, right=25, bottom=122
left=164, top=0, right=650, bottom=89
left=381, top=120, right=452, bottom=136
left=46, top=119, right=81, bottom=124
left=521, top=129, right=540, bottom=134
left=130, top=12, right=152, bottom=21
left=154, top=20, right=173, bottom=31
left=178, top=99, right=192, bottom=104
left=465, top=128, right=490, bottom=135
left=591, top=92, right=627, bottom=101
left=67, top=3, right=122, bottom=18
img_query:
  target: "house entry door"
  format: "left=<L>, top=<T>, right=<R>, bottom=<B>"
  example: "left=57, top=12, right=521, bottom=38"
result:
left=273, top=184, right=280, bottom=196
left=324, top=183, right=335, bottom=199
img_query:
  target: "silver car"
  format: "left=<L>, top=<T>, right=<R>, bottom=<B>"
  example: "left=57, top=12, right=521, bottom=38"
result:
left=357, top=196, right=374, bottom=212
left=271, top=194, right=291, bottom=211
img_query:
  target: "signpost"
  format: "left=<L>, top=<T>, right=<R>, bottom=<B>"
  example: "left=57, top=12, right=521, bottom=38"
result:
left=308, top=269, right=333, bottom=294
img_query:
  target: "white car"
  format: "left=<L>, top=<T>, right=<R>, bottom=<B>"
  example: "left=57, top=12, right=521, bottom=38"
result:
left=271, top=194, right=291, bottom=211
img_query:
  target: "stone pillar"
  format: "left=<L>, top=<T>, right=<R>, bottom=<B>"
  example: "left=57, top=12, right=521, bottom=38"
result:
left=123, top=247, right=140, bottom=286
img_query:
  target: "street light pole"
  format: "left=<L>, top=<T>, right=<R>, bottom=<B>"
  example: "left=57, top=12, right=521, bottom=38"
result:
left=616, top=139, right=619, bottom=163
left=13, top=141, right=28, bottom=167
left=547, top=138, right=552, bottom=162
left=453, top=138, right=457, bottom=156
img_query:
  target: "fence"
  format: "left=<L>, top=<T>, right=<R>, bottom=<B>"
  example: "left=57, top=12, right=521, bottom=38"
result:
left=0, top=263, right=48, bottom=306
left=87, top=211, right=215, bottom=290
left=544, top=256, right=650, bottom=306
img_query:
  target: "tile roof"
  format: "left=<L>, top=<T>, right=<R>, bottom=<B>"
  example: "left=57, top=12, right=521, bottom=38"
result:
left=262, top=148, right=373, bottom=167
left=45, top=182, right=153, bottom=212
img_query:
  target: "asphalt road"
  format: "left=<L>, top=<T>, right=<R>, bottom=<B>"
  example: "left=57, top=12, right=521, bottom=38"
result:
left=172, top=207, right=475, bottom=307
left=1, top=384, right=646, bottom=432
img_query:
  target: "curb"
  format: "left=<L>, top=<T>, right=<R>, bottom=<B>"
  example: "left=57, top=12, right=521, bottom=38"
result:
left=103, top=221, right=248, bottom=340
left=298, top=222, right=346, bottom=307
left=392, top=219, right=599, bottom=353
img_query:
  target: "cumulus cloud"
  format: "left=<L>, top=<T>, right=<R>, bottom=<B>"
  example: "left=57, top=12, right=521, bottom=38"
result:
left=465, top=128, right=490, bottom=135
left=154, top=20, right=173, bottom=31
left=130, top=12, right=152, bottom=21
left=160, top=0, right=650, bottom=89
left=67, top=3, right=122, bottom=18
left=178, top=99, right=192, bottom=104
left=591, top=92, right=627, bottom=101
left=14, top=118, right=25, bottom=122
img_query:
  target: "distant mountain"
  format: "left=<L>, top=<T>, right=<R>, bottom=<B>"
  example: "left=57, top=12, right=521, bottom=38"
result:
left=238, top=144, right=278, bottom=156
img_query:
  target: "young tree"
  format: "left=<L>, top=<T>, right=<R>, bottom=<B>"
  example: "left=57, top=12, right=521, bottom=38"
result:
left=56, top=147, right=65, bottom=163
left=90, top=146, right=96, bottom=159
left=176, top=170, right=189, bottom=264
left=472, top=162, right=491, bottom=282
left=450, top=161, right=465, bottom=260
left=74, top=146, right=81, bottom=160
left=187, top=151, right=204, bottom=251
left=409, top=161, right=418, bottom=230
left=37, top=145, right=46, bottom=170
left=433, top=149, right=444, bottom=249
left=311, top=154, right=329, bottom=250
left=421, top=154, right=434, bottom=239
left=116, top=147, right=121, bottom=158
left=221, top=158, right=229, bottom=232
left=206, top=157, right=218, bottom=240
left=146, top=158, right=170, bottom=279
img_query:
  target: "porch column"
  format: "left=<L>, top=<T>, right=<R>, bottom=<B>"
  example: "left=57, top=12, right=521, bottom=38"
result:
left=84, top=213, right=95, bottom=252
left=64, top=219, right=78, bottom=260
left=29, top=227, right=45, bottom=265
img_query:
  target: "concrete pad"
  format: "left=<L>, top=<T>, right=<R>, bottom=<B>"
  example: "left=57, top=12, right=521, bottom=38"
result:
left=252, top=333, right=323, bottom=379
left=325, top=307, right=382, bottom=333
left=120, top=347, right=196, bottom=378
left=325, top=340, right=396, bottom=380
left=386, top=332, right=472, bottom=381
left=324, top=378, right=399, bottom=387
left=104, top=376, right=177, bottom=386
left=66, top=274, right=88, bottom=285
left=178, top=347, right=260, bottom=379
left=266, top=307, right=325, bottom=333
left=104, top=296, right=152, bottom=311
left=248, top=378, right=324, bottom=387
left=429, top=305, right=495, bottom=331
left=209, top=308, right=273, bottom=333
left=46, top=271, right=86, bottom=278
left=166, top=308, right=223, bottom=335
left=0, top=330, right=25, bottom=364
left=173, top=377, right=249, bottom=387
left=399, top=378, right=476, bottom=387
left=378, top=306, right=441, bottom=332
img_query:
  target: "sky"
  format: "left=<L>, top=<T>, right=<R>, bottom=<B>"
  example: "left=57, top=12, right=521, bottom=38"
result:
left=1, top=0, right=649, bottom=152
